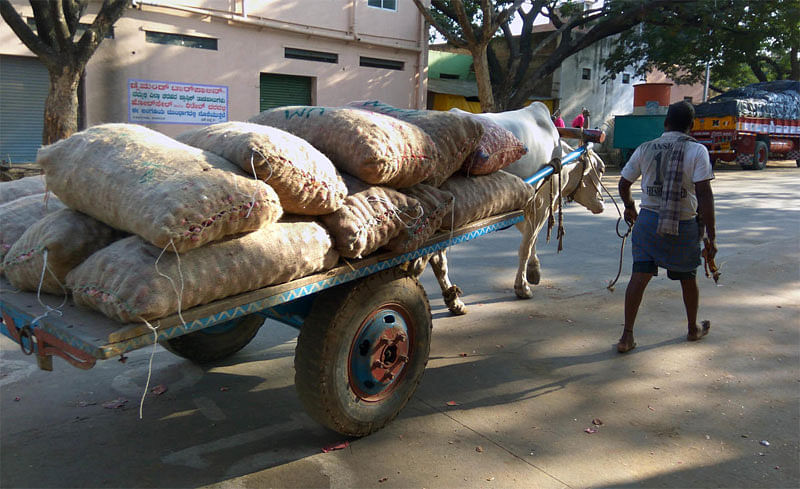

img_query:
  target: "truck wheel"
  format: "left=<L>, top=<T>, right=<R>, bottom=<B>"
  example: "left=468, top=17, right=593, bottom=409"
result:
left=294, top=268, right=432, bottom=436
left=161, top=314, right=264, bottom=363
left=751, top=141, right=768, bottom=170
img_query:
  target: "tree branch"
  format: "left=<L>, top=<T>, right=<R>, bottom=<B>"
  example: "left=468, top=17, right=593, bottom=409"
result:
left=63, top=0, right=89, bottom=38
left=413, top=0, right=467, bottom=48
left=450, top=0, right=477, bottom=44
left=75, top=0, right=131, bottom=67
left=30, top=0, right=58, bottom=48
left=0, top=0, right=57, bottom=65
left=49, top=1, right=74, bottom=55
left=511, top=0, right=696, bottom=107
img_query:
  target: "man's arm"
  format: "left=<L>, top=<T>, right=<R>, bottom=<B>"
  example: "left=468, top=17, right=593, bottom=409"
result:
left=695, top=179, right=716, bottom=258
left=619, top=177, right=637, bottom=224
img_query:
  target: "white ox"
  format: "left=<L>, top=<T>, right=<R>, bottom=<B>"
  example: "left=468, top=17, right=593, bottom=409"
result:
left=451, top=102, right=563, bottom=181
left=415, top=104, right=605, bottom=314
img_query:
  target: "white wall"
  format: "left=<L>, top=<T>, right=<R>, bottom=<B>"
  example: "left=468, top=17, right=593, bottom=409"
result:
left=557, top=37, right=638, bottom=134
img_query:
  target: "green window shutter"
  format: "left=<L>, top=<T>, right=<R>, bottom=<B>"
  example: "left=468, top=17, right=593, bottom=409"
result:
left=0, top=55, right=48, bottom=164
left=259, top=73, right=312, bottom=111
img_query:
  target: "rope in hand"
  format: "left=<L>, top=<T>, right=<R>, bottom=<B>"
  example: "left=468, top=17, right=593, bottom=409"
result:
left=598, top=178, right=632, bottom=292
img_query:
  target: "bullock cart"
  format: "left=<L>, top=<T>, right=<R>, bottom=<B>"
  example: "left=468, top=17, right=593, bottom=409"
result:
left=0, top=144, right=594, bottom=437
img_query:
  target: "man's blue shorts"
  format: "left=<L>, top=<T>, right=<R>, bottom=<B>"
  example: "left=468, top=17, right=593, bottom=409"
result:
left=631, top=208, right=701, bottom=280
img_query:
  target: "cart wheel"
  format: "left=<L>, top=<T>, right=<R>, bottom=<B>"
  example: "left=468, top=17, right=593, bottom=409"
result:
left=751, top=141, right=768, bottom=170
left=294, top=268, right=432, bottom=436
left=161, top=314, right=264, bottom=363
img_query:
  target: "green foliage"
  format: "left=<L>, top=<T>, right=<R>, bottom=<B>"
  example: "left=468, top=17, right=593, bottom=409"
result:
left=603, top=0, right=799, bottom=90
left=419, top=0, right=709, bottom=110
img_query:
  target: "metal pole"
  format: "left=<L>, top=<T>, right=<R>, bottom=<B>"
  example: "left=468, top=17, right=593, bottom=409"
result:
left=523, top=145, right=588, bottom=185
left=703, top=62, right=710, bottom=102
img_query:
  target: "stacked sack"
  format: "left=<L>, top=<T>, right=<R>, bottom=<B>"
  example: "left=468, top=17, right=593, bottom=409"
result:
left=3, top=102, right=532, bottom=325
left=248, top=103, right=529, bottom=260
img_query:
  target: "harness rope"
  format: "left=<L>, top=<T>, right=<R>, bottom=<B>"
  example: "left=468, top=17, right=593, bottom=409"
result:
left=598, top=178, right=632, bottom=292
left=545, top=157, right=565, bottom=252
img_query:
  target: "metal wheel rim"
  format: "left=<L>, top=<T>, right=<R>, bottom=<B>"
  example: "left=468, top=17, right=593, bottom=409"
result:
left=347, top=303, right=414, bottom=402
left=756, top=145, right=767, bottom=165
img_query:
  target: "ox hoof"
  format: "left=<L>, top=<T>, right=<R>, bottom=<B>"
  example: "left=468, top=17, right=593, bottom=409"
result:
left=447, top=300, right=467, bottom=316
left=443, top=285, right=467, bottom=315
left=514, top=284, right=533, bottom=299
left=526, top=265, right=541, bottom=285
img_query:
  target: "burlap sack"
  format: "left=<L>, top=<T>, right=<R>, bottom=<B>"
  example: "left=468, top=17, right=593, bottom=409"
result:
left=347, top=100, right=484, bottom=186
left=320, top=176, right=423, bottom=259
left=439, top=171, right=532, bottom=229
left=3, top=209, right=122, bottom=294
left=0, top=175, right=46, bottom=205
left=0, top=193, right=65, bottom=266
left=67, top=222, right=339, bottom=322
left=249, top=106, right=439, bottom=188
left=385, top=184, right=454, bottom=253
left=177, top=122, right=347, bottom=215
left=37, top=124, right=282, bottom=253
left=452, top=112, right=528, bottom=176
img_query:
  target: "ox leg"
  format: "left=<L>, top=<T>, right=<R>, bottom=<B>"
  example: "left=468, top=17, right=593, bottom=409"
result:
left=527, top=251, right=542, bottom=285
left=514, top=221, right=535, bottom=299
left=429, top=250, right=467, bottom=316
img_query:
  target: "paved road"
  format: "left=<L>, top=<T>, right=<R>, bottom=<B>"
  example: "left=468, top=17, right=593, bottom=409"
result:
left=1, top=161, right=798, bottom=489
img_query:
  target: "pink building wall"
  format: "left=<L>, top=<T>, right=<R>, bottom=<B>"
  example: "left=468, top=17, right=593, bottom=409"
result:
left=1, top=0, right=429, bottom=138
left=645, top=70, right=709, bottom=105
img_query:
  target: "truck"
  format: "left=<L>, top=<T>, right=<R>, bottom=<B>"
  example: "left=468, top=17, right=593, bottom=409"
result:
left=690, top=80, right=800, bottom=170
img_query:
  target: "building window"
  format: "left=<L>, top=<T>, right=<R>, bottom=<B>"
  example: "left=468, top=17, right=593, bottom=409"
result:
left=284, top=47, right=338, bottom=64
left=145, top=31, right=217, bottom=50
left=360, top=56, right=404, bottom=71
left=26, top=17, right=114, bottom=38
left=622, top=73, right=630, bottom=84
left=684, top=96, right=694, bottom=103
left=582, top=68, right=591, bottom=80
left=368, top=0, right=397, bottom=11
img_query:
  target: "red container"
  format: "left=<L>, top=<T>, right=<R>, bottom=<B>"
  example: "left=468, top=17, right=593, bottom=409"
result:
left=633, top=83, right=672, bottom=110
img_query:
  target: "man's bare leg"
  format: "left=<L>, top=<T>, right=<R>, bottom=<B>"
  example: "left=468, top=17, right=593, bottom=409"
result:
left=619, top=272, right=653, bottom=352
left=681, top=277, right=710, bottom=340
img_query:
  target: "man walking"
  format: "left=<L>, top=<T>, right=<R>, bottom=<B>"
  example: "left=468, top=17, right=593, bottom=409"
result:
left=617, top=101, right=717, bottom=353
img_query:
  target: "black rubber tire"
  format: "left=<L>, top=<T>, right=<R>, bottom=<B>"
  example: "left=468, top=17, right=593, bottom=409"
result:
left=294, top=268, right=432, bottom=436
left=160, top=314, right=264, bottom=363
left=751, top=141, right=768, bottom=170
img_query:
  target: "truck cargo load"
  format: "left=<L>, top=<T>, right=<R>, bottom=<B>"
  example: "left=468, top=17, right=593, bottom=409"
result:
left=691, top=81, right=800, bottom=169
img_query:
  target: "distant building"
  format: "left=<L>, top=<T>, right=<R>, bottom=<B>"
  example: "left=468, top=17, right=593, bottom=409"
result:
left=427, top=30, right=707, bottom=136
left=0, top=0, right=429, bottom=162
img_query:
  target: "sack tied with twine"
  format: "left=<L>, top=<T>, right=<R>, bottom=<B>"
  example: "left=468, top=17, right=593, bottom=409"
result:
left=177, top=121, right=347, bottom=215
left=37, top=123, right=282, bottom=253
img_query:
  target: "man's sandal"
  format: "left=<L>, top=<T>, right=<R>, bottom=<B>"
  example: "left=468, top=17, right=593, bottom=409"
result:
left=687, top=320, right=711, bottom=341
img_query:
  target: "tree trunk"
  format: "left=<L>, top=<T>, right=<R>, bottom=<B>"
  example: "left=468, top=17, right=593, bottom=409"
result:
left=791, top=45, right=800, bottom=81
left=43, top=66, right=81, bottom=145
left=470, top=44, right=495, bottom=113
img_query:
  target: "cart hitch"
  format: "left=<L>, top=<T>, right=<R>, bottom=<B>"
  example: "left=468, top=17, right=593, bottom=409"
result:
left=18, top=325, right=35, bottom=355
left=1, top=311, right=96, bottom=371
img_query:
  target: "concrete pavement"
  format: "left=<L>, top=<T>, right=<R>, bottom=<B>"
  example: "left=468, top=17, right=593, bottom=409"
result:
left=1, top=161, right=798, bottom=488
